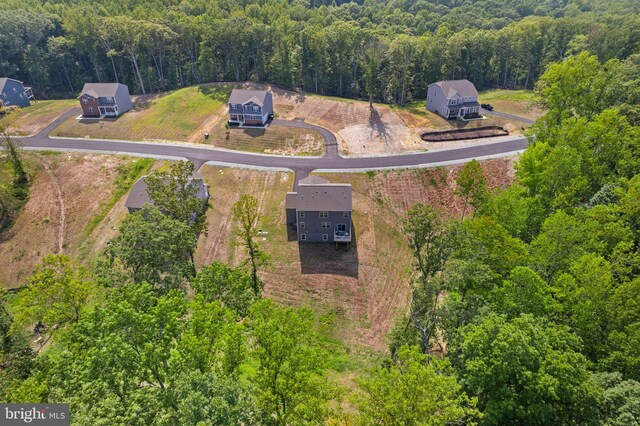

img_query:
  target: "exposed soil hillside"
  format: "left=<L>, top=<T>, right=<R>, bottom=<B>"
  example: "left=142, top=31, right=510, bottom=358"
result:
left=0, top=154, right=144, bottom=288
left=194, top=157, right=516, bottom=351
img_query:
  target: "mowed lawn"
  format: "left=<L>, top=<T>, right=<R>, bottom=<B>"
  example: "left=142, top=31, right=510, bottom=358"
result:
left=392, top=100, right=452, bottom=129
left=0, top=99, right=77, bottom=135
left=478, top=89, right=544, bottom=121
left=208, top=123, right=325, bottom=156
left=51, top=85, right=230, bottom=142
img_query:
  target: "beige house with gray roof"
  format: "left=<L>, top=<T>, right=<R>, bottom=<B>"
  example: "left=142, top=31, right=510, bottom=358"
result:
left=426, top=79, right=481, bottom=120
left=286, top=176, right=352, bottom=243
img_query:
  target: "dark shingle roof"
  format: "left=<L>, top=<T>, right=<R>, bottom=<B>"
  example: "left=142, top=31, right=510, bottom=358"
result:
left=429, top=79, right=478, bottom=99
left=286, top=176, right=352, bottom=212
left=78, top=83, right=125, bottom=99
left=228, top=89, right=270, bottom=107
left=125, top=175, right=208, bottom=210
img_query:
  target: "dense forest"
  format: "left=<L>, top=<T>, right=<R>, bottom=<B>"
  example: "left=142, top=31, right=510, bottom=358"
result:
left=1, top=51, right=640, bottom=424
left=2, top=0, right=640, bottom=424
left=0, top=0, right=639, bottom=103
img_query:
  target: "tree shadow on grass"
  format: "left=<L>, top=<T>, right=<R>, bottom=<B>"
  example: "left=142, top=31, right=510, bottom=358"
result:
left=199, top=85, right=234, bottom=103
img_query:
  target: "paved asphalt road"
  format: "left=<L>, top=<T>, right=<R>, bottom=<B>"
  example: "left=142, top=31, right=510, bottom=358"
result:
left=18, top=107, right=529, bottom=175
left=481, top=107, right=535, bottom=124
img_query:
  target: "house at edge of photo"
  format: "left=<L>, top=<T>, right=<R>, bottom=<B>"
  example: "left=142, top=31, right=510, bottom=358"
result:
left=124, top=173, right=210, bottom=218
left=227, top=89, right=274, bottom=127
left=77, top=83, right=133, bottom=118
left=0, top=77, right=34, bottom=108
left=286, top=176, right=352, bottom=243
left=426, top=79, right=482, bottom=120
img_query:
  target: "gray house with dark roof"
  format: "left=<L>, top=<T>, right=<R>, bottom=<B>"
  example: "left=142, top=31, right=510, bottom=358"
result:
left=125, top=174, right=209, bottom=214
left=228, top=89, right=273, bottom=126
left=0, top=78, right=33, bottom=108
left=426, top=79, right=480, bottom=120
left=286, top=176, right=352, bottom=243
left=78, top=83, right=132, bottom=118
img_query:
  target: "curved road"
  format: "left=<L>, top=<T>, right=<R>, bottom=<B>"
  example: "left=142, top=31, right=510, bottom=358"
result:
left=19, top=108, right=529, bottom=176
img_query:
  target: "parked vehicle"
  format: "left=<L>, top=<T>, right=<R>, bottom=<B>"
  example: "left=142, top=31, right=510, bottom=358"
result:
left=481, top=103, right=494, bottom=111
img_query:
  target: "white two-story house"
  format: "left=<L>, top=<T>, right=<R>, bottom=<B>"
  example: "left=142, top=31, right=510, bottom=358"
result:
left=228, top=89, right=273, bottom=126
left=426, top=79, right=481, bottom=120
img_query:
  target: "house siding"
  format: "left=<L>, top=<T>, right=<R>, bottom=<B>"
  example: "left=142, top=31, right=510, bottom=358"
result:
left=78, top=84, right=132, bottom=118
left=228, top=91, right=273, bottom=126
left=296, top=210, right=351, bottom=243
left=79, top=95, right=100, bottom=117
left=113, top=85, right=133, bottom=115
left=426, top=81, right=480, bottom=119
left=1, top=79, right=30, bottom=108
left=426, top=85, right=447, bottom=118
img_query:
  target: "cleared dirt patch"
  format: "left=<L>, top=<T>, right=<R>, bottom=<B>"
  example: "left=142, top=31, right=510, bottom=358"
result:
left=0, top=100, right=77, bottom=136
left=0, top=154, right=142, bottom=288
left=194, top=158, right=516, bottom=351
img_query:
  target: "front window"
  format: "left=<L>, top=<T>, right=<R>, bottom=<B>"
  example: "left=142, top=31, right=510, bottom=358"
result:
left=343, top=211, right=349, bottom=218
left=322, top=234, right=328, bottom=241
left=337, top=223, right=347, bottom=232
left=300, top=234, right=306, bottom=241
left=299, top=211, right=305, bottom=218
left=319, top=211, right=328, bottom=218
left=82, top=99, right=88, bottom=104
left=300, top=222, right=305, bottom=228
left=321, top=222, right=331, bottom=229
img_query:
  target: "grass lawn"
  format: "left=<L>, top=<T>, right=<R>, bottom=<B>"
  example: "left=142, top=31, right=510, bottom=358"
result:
left=51, top=85, right=231, bottom=142
left=0, top=100, right=77, bottom=135
left=392, top=100, right=452, bottom=129
left=478, top=89, right=543, bottom=121
left=207, top=124, right=325, bottom=156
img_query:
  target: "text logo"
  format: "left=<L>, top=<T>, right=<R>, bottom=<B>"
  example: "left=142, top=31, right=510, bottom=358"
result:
left=1, top=404, right=69, bottom=425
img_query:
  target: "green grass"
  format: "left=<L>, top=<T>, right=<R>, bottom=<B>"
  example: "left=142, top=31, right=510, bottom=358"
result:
left=479, top=89, right=536, bottom=102
left=52, top=85, right=232, bottom=142
left=393, top=100, right=429, bottom=116
left=0, top=158, right=13, bottom=184
left=0, top=100, right=76, bottom=135
left=210, top=125, right=325, bottom=156
left=83, top=158, right=153, bottom=236
left=129, top=86, right=229, bottom=136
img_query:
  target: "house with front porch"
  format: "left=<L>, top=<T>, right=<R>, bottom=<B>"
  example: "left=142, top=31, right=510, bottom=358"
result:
left=228, top=89, right=273, bottom=126
left=78, top=83, right=132, bottom=118
left=286, top=176, right=352, bottom=243
left=426, top=79, right=481, bottom=120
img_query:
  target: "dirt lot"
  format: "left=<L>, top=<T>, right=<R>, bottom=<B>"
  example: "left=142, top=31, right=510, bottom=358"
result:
left=256, top=85, right=533, bottom=157
left=0, top=153, right=139, bottom=288
left=194, top=158, right=516, bottom=351
left=0, top=100, right=77, bottom=136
